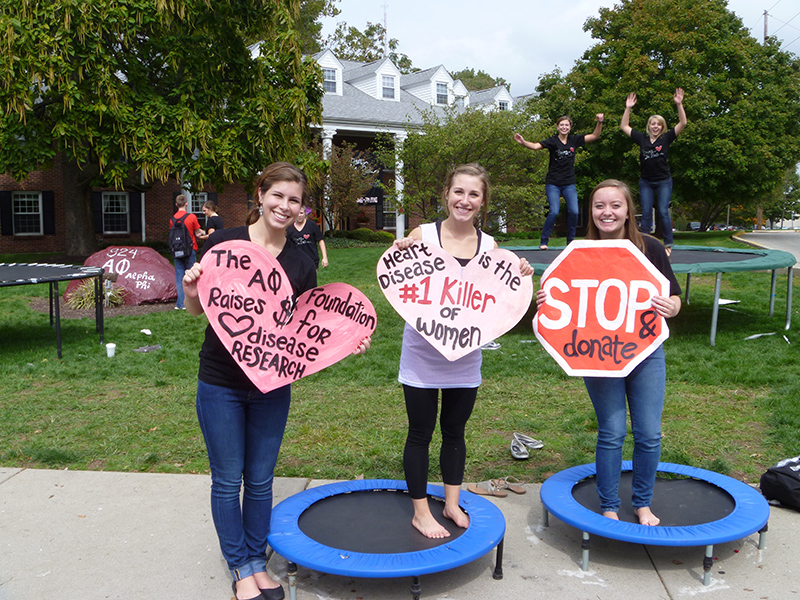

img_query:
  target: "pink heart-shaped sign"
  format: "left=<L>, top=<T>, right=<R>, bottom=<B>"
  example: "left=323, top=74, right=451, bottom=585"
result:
left=377, top=243, right=533, bottom=360
left=198, top=240, right=376, bottom=393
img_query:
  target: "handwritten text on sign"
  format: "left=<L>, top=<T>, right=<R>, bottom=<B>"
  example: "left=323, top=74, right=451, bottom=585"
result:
left=533, top=240, right=669, bottom=377
left=377, top=242, right=533, bottom=361
left=199, top=240, right=376, bottom=393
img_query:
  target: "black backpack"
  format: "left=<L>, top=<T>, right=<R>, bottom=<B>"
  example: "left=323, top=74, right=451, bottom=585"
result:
left=760, top=455, right=800, bottom=511
left=169, top=214, right=193, bottom=258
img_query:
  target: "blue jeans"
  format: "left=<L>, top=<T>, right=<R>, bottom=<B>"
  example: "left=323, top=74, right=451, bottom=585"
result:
left=174, top=249, right=196, bottom=308
left=638, top=178, right=674, bottom=246
left=583, top=345, right=665, bottom=513
left=541, top=184, right=579, bottom=246
left=196, top=381, right=291, bottom=581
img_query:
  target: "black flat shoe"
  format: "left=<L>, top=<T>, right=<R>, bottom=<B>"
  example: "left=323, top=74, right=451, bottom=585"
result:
left=232, top=580, right=265, bottom=600
left=258, top=584, right=285, bottom=600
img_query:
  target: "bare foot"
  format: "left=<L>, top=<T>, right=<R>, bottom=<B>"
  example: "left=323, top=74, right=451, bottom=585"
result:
left=634, top=506, right=661, bottom=526
left=233, top=576, right=262, bottom=600
left=539, top=244, right=548, bottom=250
left=443, top=504, right=470, bottom=529
left=602, top=511, right=620, bottom=520
left=412, top=513, right=451, bottom=539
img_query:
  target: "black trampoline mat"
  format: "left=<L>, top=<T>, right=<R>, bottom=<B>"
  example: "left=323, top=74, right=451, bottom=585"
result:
left=297, top=489, right=466, bottom=554
left=572, top=473, right=736, bottom=526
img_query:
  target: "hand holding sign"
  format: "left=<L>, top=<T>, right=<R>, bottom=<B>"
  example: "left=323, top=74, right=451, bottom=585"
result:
left=377, top=242, right=533, bottom=361
left=198, top=240, right=376, bottom=393
left=533, top=240, right=669, bottom=377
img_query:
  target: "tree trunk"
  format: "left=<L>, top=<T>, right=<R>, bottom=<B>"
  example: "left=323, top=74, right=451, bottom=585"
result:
left=756, top=204, right=763, bottom=230
left=61, top=154, right=98, bottom=259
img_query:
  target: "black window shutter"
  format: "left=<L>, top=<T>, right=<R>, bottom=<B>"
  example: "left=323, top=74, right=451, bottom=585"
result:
left=92, top=192, right=103, bottom=233
left=42, top=191, right=56, bottom=235
left=0, top=191, right=12, bottom=236
left=129, top=191, right=141, bottom=233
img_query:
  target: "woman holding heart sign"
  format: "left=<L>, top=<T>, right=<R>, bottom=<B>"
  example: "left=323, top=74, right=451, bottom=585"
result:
left=621, top=88, right=688, bottom=251
left=537, top=179, right=681, bottom=527
left=183, top=162, right=370, bottom=600
left=396, top=163, right=534, bottom=539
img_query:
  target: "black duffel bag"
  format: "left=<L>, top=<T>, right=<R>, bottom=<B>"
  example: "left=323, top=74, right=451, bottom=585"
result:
left=760, top=455, right=800, bottom=511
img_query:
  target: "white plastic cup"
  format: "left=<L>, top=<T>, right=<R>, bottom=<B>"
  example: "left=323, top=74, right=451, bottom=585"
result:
left=106, top=343, right=116, bottom=358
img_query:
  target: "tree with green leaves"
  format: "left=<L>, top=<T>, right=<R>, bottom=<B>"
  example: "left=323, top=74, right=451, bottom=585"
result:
left=378, top=106, right=548, bottom=233
left=297, top=0, right=340, bottom=53
left=532, top=0, right=800, bottom=230
left=325, top=21, right=415, bottom=73
left=0, top=0, right=323, bottom=256
left=449, top=68, right=508, bottom=92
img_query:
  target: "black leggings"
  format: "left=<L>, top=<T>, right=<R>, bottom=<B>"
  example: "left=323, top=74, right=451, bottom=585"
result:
left=402, top=385, right=478, bottom=500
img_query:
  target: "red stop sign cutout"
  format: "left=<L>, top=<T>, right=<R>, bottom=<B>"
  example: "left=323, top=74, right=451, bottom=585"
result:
left=533, top=240, right=670, bottom=377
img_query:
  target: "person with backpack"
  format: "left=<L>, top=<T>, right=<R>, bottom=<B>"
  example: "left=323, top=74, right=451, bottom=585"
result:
left=169, top=194, right=202, bottom=309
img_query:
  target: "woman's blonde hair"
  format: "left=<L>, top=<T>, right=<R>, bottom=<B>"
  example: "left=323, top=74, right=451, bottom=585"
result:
left=585, top=179, right=645, bottom=252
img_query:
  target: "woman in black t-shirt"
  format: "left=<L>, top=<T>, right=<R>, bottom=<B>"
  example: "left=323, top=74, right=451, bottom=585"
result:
left=621, top=88, right=688, bottom=250
left=514, top=113, right=604, bottom=249
left=183, top=162, right=369, bottom=600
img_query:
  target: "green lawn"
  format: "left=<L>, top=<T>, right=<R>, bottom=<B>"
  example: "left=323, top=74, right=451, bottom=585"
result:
left=1, top=232, right=797, bottom=485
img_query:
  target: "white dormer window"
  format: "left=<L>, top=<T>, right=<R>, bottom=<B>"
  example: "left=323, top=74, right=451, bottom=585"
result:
left=323, top=68, right=337, bottom=93
left=498, top=100, right=509, bottom=111
left=382, top=75, right=395, bottom=99
left=436, top=82, right=448, bottom=105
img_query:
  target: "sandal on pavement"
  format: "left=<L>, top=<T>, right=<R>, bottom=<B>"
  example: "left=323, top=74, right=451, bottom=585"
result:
left=494, top=476, right=527, bottom=495
left=510, top=436, right=529, bottom=460
left=467, top=480, right=508, bottom=498
left=514, top=432, right=544, bottom=450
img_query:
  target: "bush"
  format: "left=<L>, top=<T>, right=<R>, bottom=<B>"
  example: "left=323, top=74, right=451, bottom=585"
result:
left=350, top=227, right=381, bottom=242
left=375, top=230, right=396, bottom=244
left=65, top=279, right=127, bottom=309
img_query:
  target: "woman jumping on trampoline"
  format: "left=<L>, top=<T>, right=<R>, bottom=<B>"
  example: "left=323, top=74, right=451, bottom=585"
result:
left=537, top=179, right=681, bottom=526
left=620, top=88, right=687, bottom=251
left=513, top=113, right=604, bottom=249
left=395, top=163, right=534, bottom=539
left=183, top=162, right=370, bottom=600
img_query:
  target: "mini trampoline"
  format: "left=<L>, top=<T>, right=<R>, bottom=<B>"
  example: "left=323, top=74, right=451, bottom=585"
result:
left=0, top=262, right=105, bottom=357
left=510, top=245, right=796, bottom=346
left=268, top=479, right=506, bottom=600
left=540, top=462, right=770, bottom=585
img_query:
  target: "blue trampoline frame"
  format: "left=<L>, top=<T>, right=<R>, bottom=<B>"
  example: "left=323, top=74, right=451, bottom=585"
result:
left=269, top=479, right=506, bottom=599
left=540, top=462, right=770, bottom=585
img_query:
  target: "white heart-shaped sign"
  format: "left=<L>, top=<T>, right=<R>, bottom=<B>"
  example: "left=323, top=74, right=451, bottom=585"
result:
left=377, top=242, right=533, bottom=360
left=199, top=240, right=376, bottom=393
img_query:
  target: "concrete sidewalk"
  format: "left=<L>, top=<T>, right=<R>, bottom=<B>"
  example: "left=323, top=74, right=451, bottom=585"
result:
left=1, top=467, right=797, bottom=599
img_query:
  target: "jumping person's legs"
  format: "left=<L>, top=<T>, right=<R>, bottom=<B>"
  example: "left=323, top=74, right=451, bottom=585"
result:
left=652, top=178, right=674, bottom=247
left=540, top=184, right=562, bottom=248
left=638, top=179, right=655, bottom=236
left=562, top=184, right=579, bottom=244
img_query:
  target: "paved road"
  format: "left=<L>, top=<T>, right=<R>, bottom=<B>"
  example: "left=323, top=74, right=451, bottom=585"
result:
left=738, top=230, right=800, bottom=263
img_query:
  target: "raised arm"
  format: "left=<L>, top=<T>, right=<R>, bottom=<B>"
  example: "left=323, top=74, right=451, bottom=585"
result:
left=584, top=113, right=605, bottom=143
left=620, top=93, right=636, bottom=137
left=673, top=88, right=687, bottom=137
left=513, top=132, right=543, bottom=151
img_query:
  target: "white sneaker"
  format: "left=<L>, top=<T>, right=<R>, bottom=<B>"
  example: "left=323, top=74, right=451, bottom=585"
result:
left=514, top=431, right=544, bottom=449
left=510, top=436, right=529, bottom=460
left=481, top=341, right=501, bottom=350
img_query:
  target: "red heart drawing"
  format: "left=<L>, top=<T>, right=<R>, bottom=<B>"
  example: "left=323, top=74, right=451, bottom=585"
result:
left=377, top=243, right=533, bottom=360
left=303, top=234, right=310, bottom=239
left=198, top=240, right=376, bottom=393
left=656, top=146, right=662, bottom=151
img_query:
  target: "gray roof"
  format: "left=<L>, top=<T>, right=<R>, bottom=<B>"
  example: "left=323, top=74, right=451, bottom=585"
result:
left=400, top=65, right=447, bottom=87
left=322, top=84, right=446, bottom=130
left=342, top=58, right=390, bottom=82
left=469, top=86, right=505, bottom=104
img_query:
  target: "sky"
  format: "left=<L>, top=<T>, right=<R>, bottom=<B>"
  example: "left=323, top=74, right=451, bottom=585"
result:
left=320, top=0, right=800, bottom=95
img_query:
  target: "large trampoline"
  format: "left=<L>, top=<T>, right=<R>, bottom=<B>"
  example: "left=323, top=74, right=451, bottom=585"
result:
left=0, top=262, right=105, bottom=357
left=540, top=462, right=770, bottom=585
left=268, top=479, right=506, bottom=600
left=510, top=245, right=796, bottom=345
